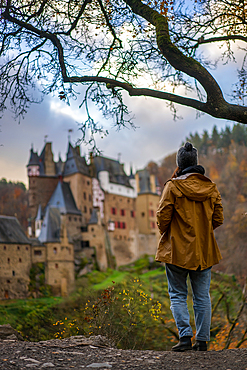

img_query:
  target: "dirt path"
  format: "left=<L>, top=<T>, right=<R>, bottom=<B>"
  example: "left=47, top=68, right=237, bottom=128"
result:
left=0, top=338, right=247, bottom=369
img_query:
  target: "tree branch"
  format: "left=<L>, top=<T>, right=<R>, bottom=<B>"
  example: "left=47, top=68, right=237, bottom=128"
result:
left=193, top=35, right=247, bottom=49
left=122, top=0, right=225, bottom=104
left=2, top=6, right=68, bottom=81
left=65, top=0, right=91, bottom=35
left=64, top=74, right=247, bottom=123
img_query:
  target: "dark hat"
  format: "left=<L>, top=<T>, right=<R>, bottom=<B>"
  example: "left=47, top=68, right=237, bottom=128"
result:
left=176, top=142, right=198, bottom=170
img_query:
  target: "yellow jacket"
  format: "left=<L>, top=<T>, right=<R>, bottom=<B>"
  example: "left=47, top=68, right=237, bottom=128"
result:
left=156, top=173, right=224, bottom=270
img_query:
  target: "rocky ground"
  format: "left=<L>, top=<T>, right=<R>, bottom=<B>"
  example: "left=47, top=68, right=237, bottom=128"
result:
left=0, top=335, right=247, bottom=370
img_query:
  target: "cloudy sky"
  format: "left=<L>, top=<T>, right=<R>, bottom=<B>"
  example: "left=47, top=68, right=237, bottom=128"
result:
left=0, top=43, right=244, bottom=187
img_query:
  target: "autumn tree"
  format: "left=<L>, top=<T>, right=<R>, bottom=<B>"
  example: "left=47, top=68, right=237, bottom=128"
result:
left=0, top=178, right=29, bottom=229
left=1, top=0, right=247, bottom=141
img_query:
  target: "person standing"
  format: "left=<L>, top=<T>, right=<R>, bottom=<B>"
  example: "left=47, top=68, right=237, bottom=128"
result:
left=156, top=142, right=224, bottom=352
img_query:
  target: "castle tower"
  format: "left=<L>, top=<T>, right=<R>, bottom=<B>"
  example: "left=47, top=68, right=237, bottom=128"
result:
left=63, top=142, right=93, bottom=224
left=27, top=143, right=59, bottom=237
left=27, top=147, right=40, bottom=177
left=135, top=168, right=160, bottom=235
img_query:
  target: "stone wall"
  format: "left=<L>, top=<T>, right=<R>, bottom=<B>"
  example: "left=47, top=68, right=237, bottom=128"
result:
left=0, top=243, right=31, bottom=299
left=45, top=238, right=75, bottom=296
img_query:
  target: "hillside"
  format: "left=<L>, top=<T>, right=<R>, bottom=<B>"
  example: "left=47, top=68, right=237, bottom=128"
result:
left=1, top=257, right=246, bottom=351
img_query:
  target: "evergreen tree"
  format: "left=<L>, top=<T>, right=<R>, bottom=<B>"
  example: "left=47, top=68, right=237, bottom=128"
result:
left=231, top=124, right=247, bottom=146
left=211, top=125, right=220, bottom=148
left=186, top=132, right=202, bottom=151
left=219, top=126, right=232, bottom=150
left=201, top=130, right=210, bottom=155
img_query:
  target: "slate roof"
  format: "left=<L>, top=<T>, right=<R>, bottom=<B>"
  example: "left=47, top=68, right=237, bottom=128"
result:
left=29, top=238, right=44, bottom=247
left=55, top=155, right=65, bottom=175
left=93, top=156, right=132, bottom=188
left=27, top=148, right=40, bottom=166
left=137, top=168, right=157, bottom=194
left=36, top=204, right=43, bottom=221
left=47, top=181, right=81, bottom=215
left=27, top=143, right=65, bottom=177
left=88, top=208, right=98, bottom=225
left=38, top=207, right=61, bottom=243
left=129, top=165, right=135, bottom=180
left=0, top=216, right=31, bottom=244
left=63, top=143, right=90, bottom=176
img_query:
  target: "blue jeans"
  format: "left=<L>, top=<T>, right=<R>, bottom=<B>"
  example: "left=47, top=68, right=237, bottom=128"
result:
left=165, top=263, right=212, bottom=341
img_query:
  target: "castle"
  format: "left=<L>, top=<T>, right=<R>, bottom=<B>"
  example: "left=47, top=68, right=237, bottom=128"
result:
left=0, top=141, right=161, bottom=299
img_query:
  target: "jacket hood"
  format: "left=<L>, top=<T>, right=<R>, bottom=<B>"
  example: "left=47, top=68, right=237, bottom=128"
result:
left=172, top=173, right=216, bottom=202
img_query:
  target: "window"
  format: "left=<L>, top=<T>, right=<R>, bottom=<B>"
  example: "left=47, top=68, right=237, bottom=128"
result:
left=79, top=217, right=82, bottom=222
left=120, top=209, right=125, bottom=216
left=3, top=246, right=6, bottom=250
left=12, top=271, right=15, bottom=276
left=87, top=181, right=90, bottom=186
left=8, top=258, right=10, bottom=264
left=55, top=263, right=58, bottom=269
left=53, top=247, right=57, bottom=254
left=122, top=222, right=126, bottom=229
left=89, top=194, right=92, bottom=201
left=19, top=258, right=22, bottom=263
left=151, top=221, right=156, bottom=229
left=141, top=212, right=145, bottom=217
left=17, top=246, right=20, bottom=250
left=69, top=216, right=71, bottom=221
left=74, top=217, right=77, bottom=221
left=81, top=240, right=90, bottom=248
left=83, top=192, right=87, bottom=200
left=131, top=210, right=135, bottom=218
left=81, top=226, right=88, bottom=232
left=111, top=207, right=117, bottom=215
left=34, top=250, right=42, bottom=256
left=26, top=246, right=29, bottom=250
left=84, top=206, right=87, bottom=213
left=149, top=210, right=154, bottom=217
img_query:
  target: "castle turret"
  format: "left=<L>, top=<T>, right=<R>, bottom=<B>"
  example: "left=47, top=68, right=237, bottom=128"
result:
left=27, top=147, right=40, bottom=177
